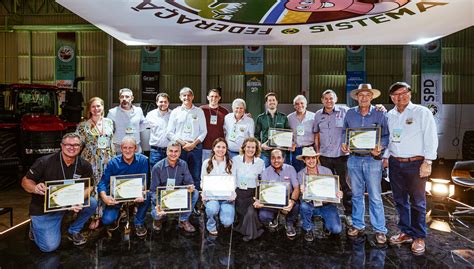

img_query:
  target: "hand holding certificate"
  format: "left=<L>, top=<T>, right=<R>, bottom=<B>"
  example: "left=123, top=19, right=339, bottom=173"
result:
left=346, top=127, right=381, bottom=152
left=110, top=174, right=147, bottom=203
left=157, top=185, right=192, bottom=214
left=268, top=128, right=293, bottom=150
left=202, top=175, right=236, bottom=200
left=256, top=181, right=289, bottom=209
left=44, top=178, right=91, bottom=212
left=302, top=175, right=340, bottom=203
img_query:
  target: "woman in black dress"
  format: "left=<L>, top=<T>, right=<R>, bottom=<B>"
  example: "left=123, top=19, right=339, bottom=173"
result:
left=232, top=137, right=265, bottom=241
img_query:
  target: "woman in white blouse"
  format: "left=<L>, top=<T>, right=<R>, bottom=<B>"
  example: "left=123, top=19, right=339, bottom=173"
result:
left=223, top=98, right=255, bottom=158
left=232, top=137, right=265, bottom=241
left=201, top=138, right=235, bottom=236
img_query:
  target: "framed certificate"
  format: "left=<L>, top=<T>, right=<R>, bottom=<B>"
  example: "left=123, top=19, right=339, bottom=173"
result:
left=256, top=181, right=289, bottom=209
left=157, top=185, right=192, bottom=214
left=268, top=128, right=293, bottom=150
left=303, top=174, right=340, bottom=203
left=202, top=175, right=236, bottom=200
left=44, top=178, right=91, bottom=213
left=346, top=127, right=381, bottom=152
left=110, top=173, right=147, bottom=202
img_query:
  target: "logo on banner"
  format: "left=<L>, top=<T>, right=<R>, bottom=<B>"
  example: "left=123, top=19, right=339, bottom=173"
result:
left=166, top=0, right=409, bottom=24
left=144, top=46, right=159, bottom=54
left=246, top=77, right=262, bottom=93
left=58, top=46, right=74, bottom=63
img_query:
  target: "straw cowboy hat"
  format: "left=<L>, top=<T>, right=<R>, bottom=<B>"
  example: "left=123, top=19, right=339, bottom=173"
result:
left=349, top=84, right=381, bottom=100
left=296, top=147, right=321, bottom=161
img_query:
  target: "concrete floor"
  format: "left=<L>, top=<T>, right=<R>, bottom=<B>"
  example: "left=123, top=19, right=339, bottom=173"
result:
left=0, top=185, right=30, bottom=231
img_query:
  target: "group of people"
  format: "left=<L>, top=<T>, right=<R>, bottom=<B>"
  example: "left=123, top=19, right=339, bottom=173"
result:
left=21, top=82, right=438, bottom=256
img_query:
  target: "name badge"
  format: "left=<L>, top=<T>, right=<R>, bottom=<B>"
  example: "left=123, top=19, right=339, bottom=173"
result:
left=392, top=128, right=402, bottom=143
left=229, top=131, right=238, bottom=142
left=97, top=136, right=109, bottom=149
left=166, top=178, right=176, bottom=190
left=296, top=124, right=305, bottom=136
left=125, top=125, right=134, bottom=134
left=210, top=115, right=218, bottom=125
left=335, top=118, right=344, bottom=128
left=184, top=123, right=192, bottom=133
left=72, top=174, right=81, bottom=179
left=239, top=176, right=250, bottom=190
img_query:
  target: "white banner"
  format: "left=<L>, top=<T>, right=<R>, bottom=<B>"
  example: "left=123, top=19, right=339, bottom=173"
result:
left=56, top=0, right=473, bottom=46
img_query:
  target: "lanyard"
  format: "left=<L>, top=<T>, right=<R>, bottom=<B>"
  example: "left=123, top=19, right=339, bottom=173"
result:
left=91, top=117, right=104, bottom=136
left=166, top=164, right=179, bottom=180
left=60, top=153, right=78, bottom=180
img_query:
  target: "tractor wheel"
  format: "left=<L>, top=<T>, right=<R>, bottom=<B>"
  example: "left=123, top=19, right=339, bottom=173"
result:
left=0, top=130, right=19, bottom=190
left=462, top=130, right=474, bottom=160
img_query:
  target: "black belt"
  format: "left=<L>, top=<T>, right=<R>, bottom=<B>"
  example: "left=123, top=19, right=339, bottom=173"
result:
left=151, top=146, right=166, bottom=150
left=352, top=152, right=372, bottom=157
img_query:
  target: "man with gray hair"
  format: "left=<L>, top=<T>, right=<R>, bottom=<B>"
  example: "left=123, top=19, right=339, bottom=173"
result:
left=146, top=92, right=171, bottom=170
left=107, top=88, right=147, bottom=153
left=98, top=136, right=150, bottom=237
left=167, top=87, right=207, bottom=190
left=223, top=98, right=255, bottom=158
left=287, top=94, right=315, bottom=172
left=313, top=89, right=352, bottom=225
left=149, top=141, right=199, bottom=233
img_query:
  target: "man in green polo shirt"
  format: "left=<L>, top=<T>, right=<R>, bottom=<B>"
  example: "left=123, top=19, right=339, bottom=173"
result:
left=254, top=92, right=290, bottom=167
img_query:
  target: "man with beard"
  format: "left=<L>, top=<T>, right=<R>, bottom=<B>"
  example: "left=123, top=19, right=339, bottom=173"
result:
left=146, top=92, right=171, bottom=169
left=107, top=88, right=147, bottom=153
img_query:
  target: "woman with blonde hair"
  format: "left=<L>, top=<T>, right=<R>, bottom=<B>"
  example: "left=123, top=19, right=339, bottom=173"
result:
left=76, top=97, right=115, bottom=229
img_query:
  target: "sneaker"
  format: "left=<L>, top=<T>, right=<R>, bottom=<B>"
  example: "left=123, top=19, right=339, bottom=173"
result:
left=68, top=232, right=87, bottom=246
left=135, top=224, right=147, bottom=237
left=411, top=238, right=425, bottom=255
left=345, top=215, right=353, bottom=227
left=347, top=227, right=365, bottom=237
left=285, top=223, right=296, bottom=237
left=179, top=220, right=196, bottom=233
left=389, top=233, right=413, bottom=245
left=375, top=232, right=387, bottom=244
left=152, top=220, right=163, bottom=232
left=304, top=230, right=314, bottom=242
left=269, top=213, right=279, bottom=229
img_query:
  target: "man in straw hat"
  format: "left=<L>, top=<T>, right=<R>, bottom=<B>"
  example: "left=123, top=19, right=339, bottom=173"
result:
left=297, top=147, right=343, bottom=242
left=341, top=83, right=389, bottom=244
left=384, top=82, right=438, bottom=255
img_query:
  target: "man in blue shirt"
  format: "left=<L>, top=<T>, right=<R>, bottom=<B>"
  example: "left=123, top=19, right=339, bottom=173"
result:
left=98, top=136, right=151, bottom=237
left=342, top=84, right=389, bottom=244
left=150, top=141, right=199, bottom=233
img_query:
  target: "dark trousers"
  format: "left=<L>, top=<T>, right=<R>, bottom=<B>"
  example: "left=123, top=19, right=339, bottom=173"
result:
left=180, top=143, right=203, bottom=190
left=389, top=157, right=427, bottom=239
left=320, top=155, right=352, bottom=215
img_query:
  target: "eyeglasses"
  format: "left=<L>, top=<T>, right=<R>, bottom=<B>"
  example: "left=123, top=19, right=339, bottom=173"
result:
left=62, top=143, right=81, bottom=148
left=391, top=91, right=410, bottom=98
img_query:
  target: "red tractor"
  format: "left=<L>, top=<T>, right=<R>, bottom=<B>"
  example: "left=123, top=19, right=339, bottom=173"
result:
left=0, top=83, right=81, bottom=189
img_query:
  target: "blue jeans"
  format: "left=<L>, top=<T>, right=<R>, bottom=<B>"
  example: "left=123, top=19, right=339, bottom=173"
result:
left=151, top=189, right=199, bottom=221
left=180, top=143, right=203, bottom=190
left=300, top=201, right=342, bottom=234
left=259, top=202, right=300, bottom=226
left=348, top=155, right=387, bottom=234
left=102, top=192, right=151, bottom=226
left=205, top=200, right=235, bottom=232
left=389, top=157, right=427, bottom=239
left=30, top=197, right=98, bottom=252
left=202, top=149, right=212, bottom=163
left=291, top=146, right=306, bottom=173
left=149, top=147, right=167, bottom=171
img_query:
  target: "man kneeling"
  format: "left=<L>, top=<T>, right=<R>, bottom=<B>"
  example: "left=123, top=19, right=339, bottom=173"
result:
left=22, top=133, right=97, bottom=252
left=297, top=147, right=342, bottom=242
left=150, top=142, right=198, bottom=232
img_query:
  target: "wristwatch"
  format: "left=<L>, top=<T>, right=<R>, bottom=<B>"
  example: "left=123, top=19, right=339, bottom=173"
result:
left=424, top=160, right=432, bottom=165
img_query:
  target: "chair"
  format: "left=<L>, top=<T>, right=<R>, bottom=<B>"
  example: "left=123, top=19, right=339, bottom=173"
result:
left=450, top=161, right=474, bottom=216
